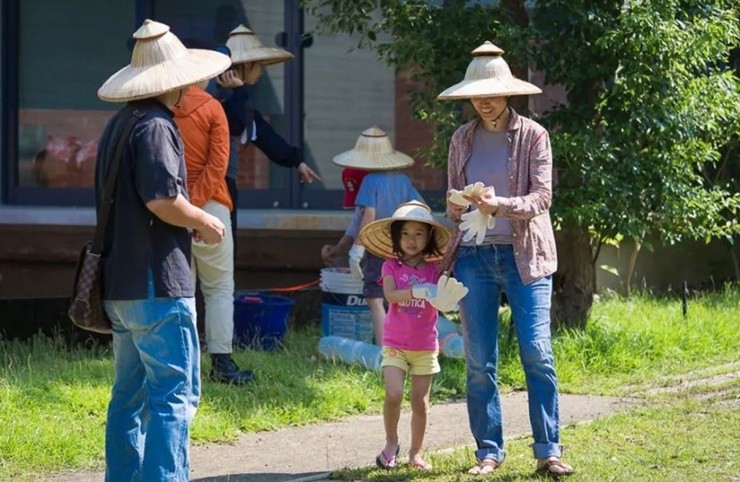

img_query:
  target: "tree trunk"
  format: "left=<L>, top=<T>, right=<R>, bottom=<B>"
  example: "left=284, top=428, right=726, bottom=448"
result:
left=621, top=239, right=642, bottom=297
left=552, top=226, right=595, bottom=330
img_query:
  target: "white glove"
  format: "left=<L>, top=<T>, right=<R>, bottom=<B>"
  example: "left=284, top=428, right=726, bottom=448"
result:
left=448, top=189, right=471, bottom=208
left=348, top=245, right=365, bottom=279
left=449, top=182, right=489, bottom=208
left=411, top=283, right=438, bottom=300
left=428, top=274, right=469, bottom=313
left=459, top=209, right=496, bottom=245
left=463, top=181, right=488, bottom=198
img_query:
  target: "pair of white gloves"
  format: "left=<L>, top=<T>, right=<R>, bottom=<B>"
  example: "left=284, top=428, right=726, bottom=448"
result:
left=411, top=274, right=469, bottom=313
left=449, top=182, right=496, bottom=245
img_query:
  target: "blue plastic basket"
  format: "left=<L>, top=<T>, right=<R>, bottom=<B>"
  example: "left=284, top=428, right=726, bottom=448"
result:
left=233, top=292, right=295, bottom=351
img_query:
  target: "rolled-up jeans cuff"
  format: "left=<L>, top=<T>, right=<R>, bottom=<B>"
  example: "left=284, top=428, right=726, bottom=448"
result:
left=475, top=448, right=506, bottom=464
left=531, top=442, right=563, bottom=459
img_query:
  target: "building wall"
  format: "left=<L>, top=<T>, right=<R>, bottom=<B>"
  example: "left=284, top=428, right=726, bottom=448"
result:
left=394, top=71, right=445, bottom=201
left=596, top=236, right=740, bottom=294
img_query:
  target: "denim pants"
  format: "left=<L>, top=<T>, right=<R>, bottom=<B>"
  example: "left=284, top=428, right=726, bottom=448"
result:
left=455, top=245, right=562, bottom=462
left=103, top=278, right=200, bottom=482
left=191, top=200, right=235, bottom=354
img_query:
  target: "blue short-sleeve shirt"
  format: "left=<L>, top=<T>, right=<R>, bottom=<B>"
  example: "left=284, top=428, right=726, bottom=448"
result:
left=354, top=171, right=424, bottom=219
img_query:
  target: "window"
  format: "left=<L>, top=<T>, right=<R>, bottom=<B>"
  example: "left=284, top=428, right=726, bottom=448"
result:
left=2, top=0, right=445, bottom=209
left=154, top=0, right=294, bottom=208
left=12, top=0, right=133, bottom=204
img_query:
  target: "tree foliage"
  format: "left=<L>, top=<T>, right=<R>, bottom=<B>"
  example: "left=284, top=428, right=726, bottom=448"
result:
left=538, top=0, right=740, bottom=246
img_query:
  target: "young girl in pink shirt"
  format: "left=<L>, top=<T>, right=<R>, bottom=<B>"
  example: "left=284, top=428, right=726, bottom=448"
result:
left=359, top=201, right=467, bottom=471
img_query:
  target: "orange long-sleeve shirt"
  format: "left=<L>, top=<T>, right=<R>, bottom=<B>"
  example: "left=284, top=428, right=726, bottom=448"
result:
left=173, top=85, right=232, bottom=210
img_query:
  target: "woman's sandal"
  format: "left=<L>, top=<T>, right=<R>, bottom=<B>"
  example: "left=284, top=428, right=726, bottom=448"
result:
left=468, top=458, right=500, bottom=475
left=535, top=458, right=574, bottom=478
left=375, top=445, right=400, bottom=469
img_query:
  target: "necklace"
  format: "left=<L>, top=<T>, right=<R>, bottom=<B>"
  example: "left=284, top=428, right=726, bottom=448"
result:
left=403, top=257, right=424, bottom=269
left=487, top=105, right=508, bottom=129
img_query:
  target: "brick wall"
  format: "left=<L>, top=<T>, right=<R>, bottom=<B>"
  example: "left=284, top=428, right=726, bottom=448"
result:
left=236, top=143, right=271, bottom=190
left=394, top=72, right=445, bottom=191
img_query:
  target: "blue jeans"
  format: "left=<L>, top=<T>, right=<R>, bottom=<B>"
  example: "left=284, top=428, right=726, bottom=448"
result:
left=455, top=245, right=561, bottom=462
left=103, top=278, right=200, bottom=482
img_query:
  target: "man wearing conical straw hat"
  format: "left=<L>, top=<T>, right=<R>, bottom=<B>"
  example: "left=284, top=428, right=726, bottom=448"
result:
left=207, top=25, right=322, bottom=251
left=438, top=42, right=573, bottom=477
left=96, top=19, right=230, bottom=481
left=333, top=126, right=424, bottom=345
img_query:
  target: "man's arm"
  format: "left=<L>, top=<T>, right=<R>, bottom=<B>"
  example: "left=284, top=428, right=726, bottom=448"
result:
left=147, top=194, right=225, bottom=244
left=252, top=110, right=301, bottom=168
left=252, top=111, right=322, bottom=182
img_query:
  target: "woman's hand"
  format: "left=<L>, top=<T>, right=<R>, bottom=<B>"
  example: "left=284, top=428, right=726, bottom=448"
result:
left=216, top=70, right=243, bottom=89
left=464, top=190, right=498, bottom=216
left=447, top=190, right=468, bottom=222
left=298, top=162, right=323, bottom=184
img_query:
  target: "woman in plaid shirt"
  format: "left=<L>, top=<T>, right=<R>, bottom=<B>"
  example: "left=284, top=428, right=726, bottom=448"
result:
left=437, top=42, right=573, bottom=478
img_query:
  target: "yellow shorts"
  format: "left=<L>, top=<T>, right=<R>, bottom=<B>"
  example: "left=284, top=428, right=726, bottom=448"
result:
left=381, top=346, right=440, bottom=375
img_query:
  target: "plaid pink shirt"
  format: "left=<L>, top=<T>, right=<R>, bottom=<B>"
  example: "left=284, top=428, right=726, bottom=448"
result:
left=441, top=109, right=557, bottom=285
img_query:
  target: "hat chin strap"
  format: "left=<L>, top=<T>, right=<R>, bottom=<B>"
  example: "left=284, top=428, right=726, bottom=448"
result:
left=174, top=88, right=185, bottom=108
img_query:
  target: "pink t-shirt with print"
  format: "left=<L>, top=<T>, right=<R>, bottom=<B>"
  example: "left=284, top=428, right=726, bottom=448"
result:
left=380, top=259, right=440, bottom=351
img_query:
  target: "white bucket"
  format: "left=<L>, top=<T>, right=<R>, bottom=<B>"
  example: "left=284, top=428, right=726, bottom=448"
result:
left=320, top=267, right=364, bottom=295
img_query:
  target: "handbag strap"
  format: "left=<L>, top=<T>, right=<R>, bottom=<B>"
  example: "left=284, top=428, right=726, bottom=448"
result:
left=90, top=107, right=146, bottom=254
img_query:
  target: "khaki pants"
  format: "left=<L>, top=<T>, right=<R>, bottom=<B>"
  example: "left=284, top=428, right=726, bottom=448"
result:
left=191, top=201, right=234, bottom=354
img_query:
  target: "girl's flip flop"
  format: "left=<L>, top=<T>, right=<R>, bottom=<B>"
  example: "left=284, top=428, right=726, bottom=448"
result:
left=375, top=445, right=400, bottom=469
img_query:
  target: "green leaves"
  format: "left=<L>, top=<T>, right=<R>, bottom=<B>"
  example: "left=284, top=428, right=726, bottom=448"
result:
left=536, top=0, right=740, bottom=246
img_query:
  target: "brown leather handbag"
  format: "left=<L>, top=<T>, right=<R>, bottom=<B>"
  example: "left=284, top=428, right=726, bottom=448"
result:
left=68, top=108, right=144, bottom=334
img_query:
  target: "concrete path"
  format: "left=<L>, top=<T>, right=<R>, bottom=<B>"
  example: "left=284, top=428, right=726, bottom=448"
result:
left=47, top=392, right=631, bottom=482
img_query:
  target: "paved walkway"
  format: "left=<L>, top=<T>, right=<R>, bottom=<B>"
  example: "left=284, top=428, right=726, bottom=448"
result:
left=47, top=392, right=631, bottom=482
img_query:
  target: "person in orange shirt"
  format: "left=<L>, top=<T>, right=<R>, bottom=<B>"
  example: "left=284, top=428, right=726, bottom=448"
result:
left=174, top=81, right=254, bottom=385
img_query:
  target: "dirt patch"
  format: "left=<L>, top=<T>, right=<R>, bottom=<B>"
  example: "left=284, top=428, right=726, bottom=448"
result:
left=626, top=361, right=740, bottom=406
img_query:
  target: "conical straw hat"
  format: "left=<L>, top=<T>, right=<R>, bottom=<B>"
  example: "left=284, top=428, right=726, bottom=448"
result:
left=359, top=201, right=451, bottom=261
left=438, top=42, right=542, bottom=100
left=226, top=25, right=294, bottom=66
left=333, top=126, right=414, bottom=171
left=98, top=20, right=231, bottom=103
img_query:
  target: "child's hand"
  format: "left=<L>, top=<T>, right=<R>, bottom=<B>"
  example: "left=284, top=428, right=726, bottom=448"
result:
left=348, top=245, right=365, bottom=279
left=411, top=283, right=438, bottom=300
left=428, top=275, right=469, bottom=313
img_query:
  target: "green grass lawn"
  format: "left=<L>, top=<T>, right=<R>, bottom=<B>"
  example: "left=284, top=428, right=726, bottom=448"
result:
left=0, top=286, right=738, bottom=479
